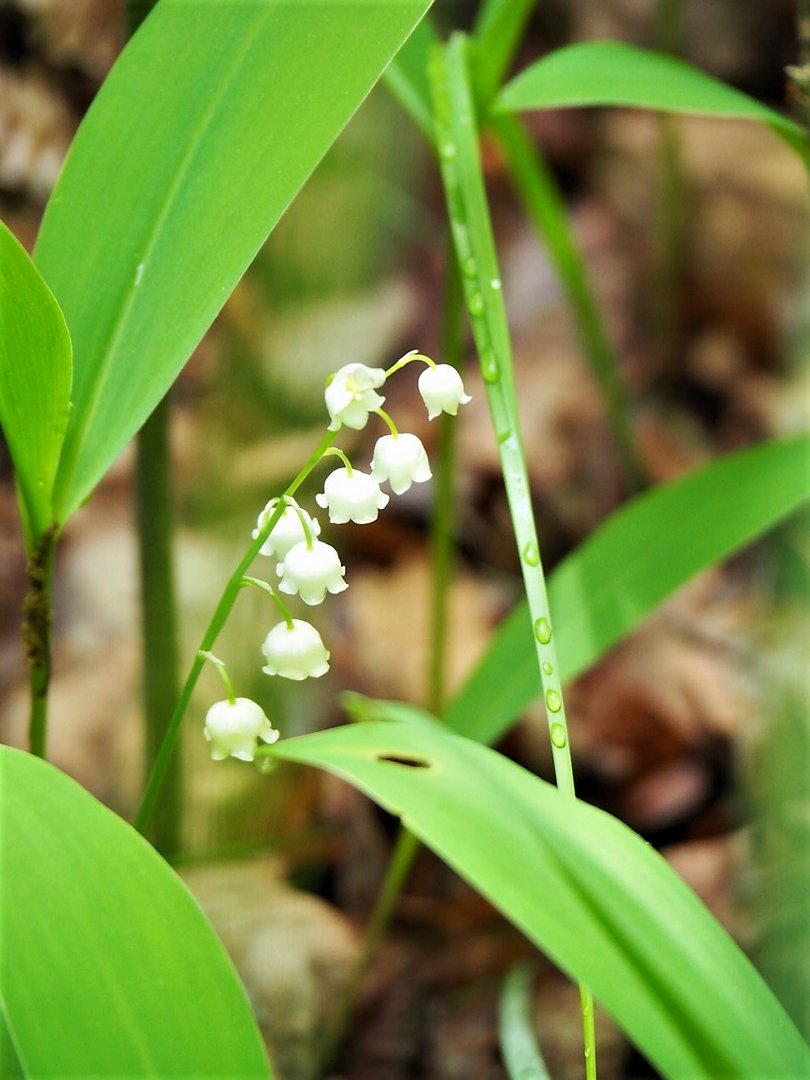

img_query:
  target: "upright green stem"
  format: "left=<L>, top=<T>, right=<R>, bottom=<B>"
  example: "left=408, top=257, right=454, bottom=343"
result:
left=135, top=396, right=181, bottom=856
left=24, top=525, right=57, bottom=758
left=431, top=33, right=596, bottom=1077
left=472, top=0, right=538, bottom=104
left=315, top=242, right=465, bottom=1073
left=134, top=429, right=336, bottom=835
left=490, top=113, right=645, bottom=491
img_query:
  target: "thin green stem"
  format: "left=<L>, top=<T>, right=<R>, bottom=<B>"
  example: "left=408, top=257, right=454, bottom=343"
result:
left=431, top=32, right=596, bottom=1076
left=241, top=575, right=295, bottom=628
left=489, top=112, right=645, bottom=492
left=315, top=240, right=465, bottom=1073
left=322, top=446, right=354, bottom=475
left=289, top=499, right=315, bottom=549
left=135, top=395, right=182, bottom=856
left=472, top=0, right=538, bottom=105
left=372, top=406, right=399, bottom=438
left=314, top=827, right=421, bottom=1074
left=134, top=429, right=336, bottom=835
left=24, top=524, right=57, bottom=758
left=199, top=650, right=236, bottom=705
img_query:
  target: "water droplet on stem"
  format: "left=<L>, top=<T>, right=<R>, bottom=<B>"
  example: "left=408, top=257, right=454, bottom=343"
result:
left=534, top=617, right=552, bottom=644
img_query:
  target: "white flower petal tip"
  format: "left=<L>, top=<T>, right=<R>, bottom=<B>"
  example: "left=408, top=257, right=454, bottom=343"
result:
left=315, top=467, right=389, bottom=524
left=276, top=539, right=347, bottom=605
left=203, top=698, right=279, bottom=763
left=252, top=499, right=321, bottom=560
left=325, top=363, right=387, bottom=431
left=418, top=364, right=472, bottom=420
left=261, top=619, right=330, bottom=680
left=370, top=433, right=432, bottom=495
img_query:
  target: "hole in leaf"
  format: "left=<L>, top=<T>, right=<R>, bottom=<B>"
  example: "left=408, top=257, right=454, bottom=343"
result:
left=375, top=753, right=431, bottom=769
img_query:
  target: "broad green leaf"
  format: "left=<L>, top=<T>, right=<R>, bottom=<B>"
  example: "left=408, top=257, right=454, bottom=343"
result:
left=0, top=746, right=270, bottom=1077
left=445, top=436, right=810, bottom=745
left=0, top=220, right=71, bottom=548
left=269, top=721, right=810, bottom=1079
left=495, top=41, right=807, bottom=160
left=34, top=0, right=432, bottom=522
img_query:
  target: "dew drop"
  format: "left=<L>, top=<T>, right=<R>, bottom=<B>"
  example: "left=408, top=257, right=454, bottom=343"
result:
left=462, top=256, right=477, bottom=277
left=522, top=541, right=540, bottom=566
left=440, top=141, right=456, bottom=161
left=546, top=689, right=562, bottom=713
left=468, top=292, right=484, bottom=315
left=497, top=428, right=512, bottom=444
left=534, top=617, right=552, bottom=644
left=542, top=661, right=553, bottom=676
left=490, top=277, right=502, bottom=290
left=481, top=353, right=499, bottom=383
left=550, top=722, right=566, bottom=748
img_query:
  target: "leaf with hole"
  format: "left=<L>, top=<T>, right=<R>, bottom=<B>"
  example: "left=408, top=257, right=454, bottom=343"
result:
left=268, top=721, right=810, bottom=1079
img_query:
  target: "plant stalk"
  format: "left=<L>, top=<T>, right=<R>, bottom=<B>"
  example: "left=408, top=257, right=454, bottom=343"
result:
left=134, top=429, right=336, bottom=835
left=490, top=112, right=645, bottom=491
left=135, top=396, right=182, bottom=855
left=24, top=524, right=57, bottom=758
left=314, top=240, right=466, bottom=1074
left=431, top=33, right=596, bottom=1077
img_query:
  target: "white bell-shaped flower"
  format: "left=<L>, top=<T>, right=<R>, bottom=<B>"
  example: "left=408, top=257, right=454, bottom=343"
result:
left=325, top=363, right=387, bottom=431
left=203, top=697, right=279, bottom=762
left=252, top=499, right=320, bottom=561
left=418, top=363, right=472, bottom=419
left=261, top=619, right=330, bottom=680
left=315, top=467, right=389, bottom=525
left=277, top=539, right=347, bottom=605
left=371, top=433, right=432, bottom=495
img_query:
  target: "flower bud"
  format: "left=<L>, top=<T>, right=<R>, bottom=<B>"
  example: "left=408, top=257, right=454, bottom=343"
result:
left=325, top=363, right=386, bottom=431
left=203, top=698, right=279, bottom=762
left=315, top=467, right=389, bottom=524
left=261, top=619, right=330, bottom=680
left=418, top=363, right=471, bottom=419
left=252, top=499, right=321, bottom=561
left=371, top=433, right=432, bottom=495
left=277, top=539, right=347, bottom=605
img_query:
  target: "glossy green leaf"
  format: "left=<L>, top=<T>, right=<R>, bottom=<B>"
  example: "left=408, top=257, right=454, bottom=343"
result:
left=383, top=13, right=437, bottom=142
left=0, top=220, right=71, bottom=548
left=269, top=721, right=810, bottom=1079
left=0, top=746, right=269, bottom=1077
left=445, top=435, right=810, bottom=745
left=496, top=41, right=807, bottom=160
left=34, top=0, right=432, bottom=522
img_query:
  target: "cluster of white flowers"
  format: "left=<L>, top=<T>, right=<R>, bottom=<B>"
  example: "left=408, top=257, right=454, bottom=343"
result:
left=203, top=351, right=471, bottom=762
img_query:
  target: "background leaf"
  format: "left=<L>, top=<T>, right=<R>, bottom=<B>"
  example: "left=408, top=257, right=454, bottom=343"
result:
left=34, top=0, right=432, bottom=522
left=444, top=436, right=810, bottom=745
left=269, top=721, right=810, bottom=1080
left=0, top=220, right=71, bottom=548
left=495, top=40, right=807, bottom=159
left=0, top=746, right=270, bottom=1077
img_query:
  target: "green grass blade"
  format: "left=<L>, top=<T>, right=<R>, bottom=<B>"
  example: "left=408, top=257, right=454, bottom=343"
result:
left=383, top=14, right=438, bottom=143
left=34, top=0, right=432, bottom=522
left=0, top=745, right=270, bottom=1076
left=444, top=435, right=810, bottom=745
left=0, top=220, right=71, bottom=548
left=499, top=962, right=551, bottom=1080
left=471, top=0, right=537, bottom=104
left=268, top=722, right=810, bottom=1079
left=496, top=40, right=808, bottom=160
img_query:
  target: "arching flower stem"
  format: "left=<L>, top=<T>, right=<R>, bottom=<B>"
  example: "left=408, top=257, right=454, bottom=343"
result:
left=241, top=576, right=295, bottom=629
left=372, top=406, right=400, bottom=439
left=322, top=446, right=354, bottom=476
left=384, top=349, right=437, bottom=379
left=198, top=650, right=236, bottom=706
